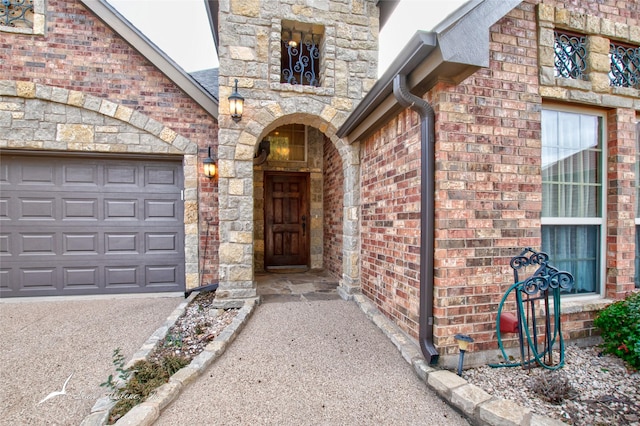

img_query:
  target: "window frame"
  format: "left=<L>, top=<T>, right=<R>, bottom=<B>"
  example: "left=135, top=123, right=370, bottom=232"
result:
left=263, top=124, right=308, bottom=163
left=541, top=104, right=607, bottom=299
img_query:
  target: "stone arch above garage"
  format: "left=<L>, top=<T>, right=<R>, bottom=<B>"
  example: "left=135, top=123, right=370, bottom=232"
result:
left=0, top=79, right=201, bottom=293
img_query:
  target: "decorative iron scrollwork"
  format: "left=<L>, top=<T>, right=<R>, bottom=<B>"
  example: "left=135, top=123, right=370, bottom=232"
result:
left=554, top=31, right=587, bottom=80
left=0, top=0, right=33, bottom=28
left=281, top=31, right=320, bottom=87
left=609, top=43, right=640, bottom=89
left=512, top=247, right=574, bottom=295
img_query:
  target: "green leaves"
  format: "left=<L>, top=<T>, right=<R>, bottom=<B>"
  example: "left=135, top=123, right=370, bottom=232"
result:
left=594, top=292, right=640, bottom=370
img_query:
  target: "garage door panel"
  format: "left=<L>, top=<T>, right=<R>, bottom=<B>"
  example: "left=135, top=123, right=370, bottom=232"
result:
left=146, top=233, right=178, bottom=252
left=106, top=166, right=137, bottom=185
left=146, top=266, right=178, bottom=287
left=0, top=162, right=8, bottom=182
left=20, top=268, right=57, bottom=289
left=63, top=164, right=98, bottom=185
left=146, top=167, right=178, bottom=186
left=64, top=267, right=99, bottom=288
left=21, top=233, right=56, bottom=254
left=0, top=234, right=8, bottom=254
left=0, top=269, right=9, bottom=290
left=63, top=199, right=98, bottom=219
left=64, top=233, right=98, bottom=254
left=0, top=153, right=185, bottom=297
left=146, top=200, right=177, bottom=219
left=0, top=198, right=8, bottom=218
left=105, top=200, right=137, bottom=219
left=105, top=266, right=140, bottom=287
left=21, top=163, right=56, bottom=185
left=105, top=233, right=138, bottom=253
left=20, top=198, right=56, bottom=219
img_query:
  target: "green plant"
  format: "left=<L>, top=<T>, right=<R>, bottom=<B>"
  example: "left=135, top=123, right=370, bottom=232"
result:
left=593, top=292, right=640, bottom=370
left=107, top=356, right=189, bottom=424
left=100, top=348, right=130, bottom=392
left=163, top=332, right=183, bottom=348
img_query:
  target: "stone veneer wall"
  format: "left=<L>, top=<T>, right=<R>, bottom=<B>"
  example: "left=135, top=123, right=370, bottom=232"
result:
left=359, top=0, right=639, bottom=365
left=0, top=0, right=219, bottom=290
left=323, top=135, right=344, bottom=278
left=215, top=0, right=379, bottom=305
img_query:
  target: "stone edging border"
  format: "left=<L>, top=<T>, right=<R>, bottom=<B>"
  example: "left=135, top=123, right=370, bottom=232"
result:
left=80, top=292, right=564, bottom=426
left=80, top=296, right=258, bottom=426
left=351, top=294, right=565, bottom=426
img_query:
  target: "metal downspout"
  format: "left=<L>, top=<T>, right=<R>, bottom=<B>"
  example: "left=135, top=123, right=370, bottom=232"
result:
left=392, top=74, right=439, bottom=364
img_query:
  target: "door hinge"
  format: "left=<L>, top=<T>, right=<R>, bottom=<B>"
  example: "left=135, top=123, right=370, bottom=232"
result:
left=181, top=190, right=184, bottom=201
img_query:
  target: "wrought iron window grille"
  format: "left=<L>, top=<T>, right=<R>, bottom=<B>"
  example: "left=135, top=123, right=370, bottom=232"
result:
left=281, top=29, right=321, bottom=87
left=609, top=42, right=640, bottom=89
left=0, top=0, right=33, bottom=28
left=554, top=31, right=587, bottom=80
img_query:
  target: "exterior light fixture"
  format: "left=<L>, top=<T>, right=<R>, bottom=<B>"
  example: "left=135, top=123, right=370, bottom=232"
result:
left=454, top=333, right=474, bottom=376
left=228, top=78, right=244, bottom=123
left=203, top=146, right=217, bottom=179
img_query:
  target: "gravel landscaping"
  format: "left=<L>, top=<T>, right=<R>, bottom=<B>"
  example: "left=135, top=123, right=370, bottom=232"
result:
left=464, top=345, right=640, bottom=425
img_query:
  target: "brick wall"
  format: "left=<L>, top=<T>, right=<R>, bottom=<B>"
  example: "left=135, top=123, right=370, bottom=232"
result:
left=0, top=0, right=220, bottom=284
left=361, top=109, right=422, bottom=338
left=359, top=0, right=639, bottom=361
left=323, top=136, right=344, bottom=278
left=431, top=0, right=543, bottom=355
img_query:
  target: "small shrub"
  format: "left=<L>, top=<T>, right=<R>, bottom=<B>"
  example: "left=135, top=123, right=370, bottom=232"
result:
left=593, top=292, right=640, bottom=370
left=105, top=356, right=189, bottom=424
left=100, top=348, right=129, bottom=392
left=528, top=371, right=577, bottom=404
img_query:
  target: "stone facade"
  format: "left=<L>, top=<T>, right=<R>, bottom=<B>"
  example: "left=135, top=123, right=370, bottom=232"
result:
left=214, top=0, right=379, bottom=306
left=358, top=0, right=639, bottom=366
left=0, top=0, right=219, bottom=292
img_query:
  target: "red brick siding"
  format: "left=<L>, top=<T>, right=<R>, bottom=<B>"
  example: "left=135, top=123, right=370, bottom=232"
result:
left=605, top=109, right=637, bottom=299
left=431, top=1, right=543, bottom=354
left=323, top=137, right=343, bottom=278
left=359, top=0, right=640, bottom=356
left=0, top=0, right=220, bottom=282
left=360, top=109, right=422, bottom=339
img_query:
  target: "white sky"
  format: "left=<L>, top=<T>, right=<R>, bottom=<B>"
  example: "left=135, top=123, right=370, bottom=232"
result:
left=107, top=0, right=466, bottom=76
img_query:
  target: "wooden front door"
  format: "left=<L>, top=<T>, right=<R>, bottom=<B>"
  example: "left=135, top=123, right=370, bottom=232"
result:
left=264, top=172, right=309, bottom=269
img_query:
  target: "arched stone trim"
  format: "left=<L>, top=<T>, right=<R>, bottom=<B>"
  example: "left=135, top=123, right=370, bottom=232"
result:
left=215, top=99, right=361, bottom=306
left=0, top=79, right=200, bottom=292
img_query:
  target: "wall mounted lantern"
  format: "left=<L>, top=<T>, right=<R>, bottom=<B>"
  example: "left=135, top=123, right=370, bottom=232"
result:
left=203, top=146, right=217, bottom=179
left=228, top=79, right=244, bottom=123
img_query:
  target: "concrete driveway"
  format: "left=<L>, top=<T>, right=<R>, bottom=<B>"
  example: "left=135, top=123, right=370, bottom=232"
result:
left=0, top=294, right=182, bottom=425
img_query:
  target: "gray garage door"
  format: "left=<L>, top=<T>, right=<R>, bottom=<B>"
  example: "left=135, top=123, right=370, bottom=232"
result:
left=0, top=153, right=185, bottom=297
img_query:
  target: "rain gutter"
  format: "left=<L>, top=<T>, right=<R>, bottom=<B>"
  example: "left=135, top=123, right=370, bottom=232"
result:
left=393, top=74, right=439, bottom=363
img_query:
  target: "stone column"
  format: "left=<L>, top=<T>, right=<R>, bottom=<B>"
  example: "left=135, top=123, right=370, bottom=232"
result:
left=213, top=123, right=258, bottom=308
left=338, top=142, right=361, bottom=299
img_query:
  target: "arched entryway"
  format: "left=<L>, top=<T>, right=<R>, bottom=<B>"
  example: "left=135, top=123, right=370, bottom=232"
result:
left=215, top=108, right=361, bottom=306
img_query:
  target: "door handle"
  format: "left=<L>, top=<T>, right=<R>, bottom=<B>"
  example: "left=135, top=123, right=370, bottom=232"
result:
left=301, top=215, right=306, bottom=236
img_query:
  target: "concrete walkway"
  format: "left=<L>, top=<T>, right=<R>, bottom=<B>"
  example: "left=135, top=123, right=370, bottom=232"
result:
left=156, top=296, right=470, bottom=425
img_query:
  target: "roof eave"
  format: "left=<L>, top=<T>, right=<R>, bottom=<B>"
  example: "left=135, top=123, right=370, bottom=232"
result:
left=205, top=0, right=219, bottom=54
left=79, top=0, right=219, bottom=119
left=337, top=0, right=522, bottom=143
